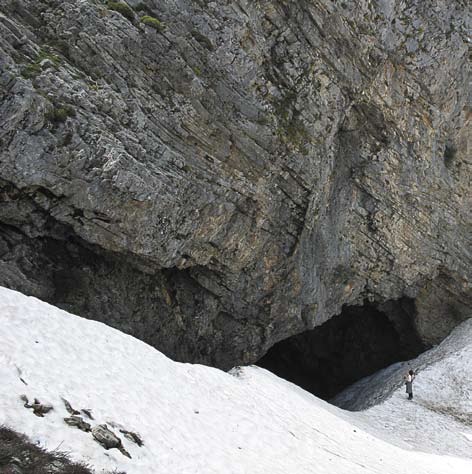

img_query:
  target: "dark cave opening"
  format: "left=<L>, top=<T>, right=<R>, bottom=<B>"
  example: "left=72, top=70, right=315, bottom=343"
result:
left=257, top=298, right=427, bottom=401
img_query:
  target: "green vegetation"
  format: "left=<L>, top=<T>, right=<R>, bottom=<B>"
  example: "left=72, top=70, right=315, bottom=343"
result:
left=135, top=2, right=153, bottom=15
left=283, top=118, right=310, bottom=148
left=107, top=1, right=135, bottom=22
left=273, top=91, right=310, bottom=151
left=256, top=113, right=270, bottom=126
left=22, top=63, right=41, bottom=79
left=276, top=120, right=310, bottom=155
left=45, top=105, right=76, bottom=124
left=141, top=15, right=163, bottom=31
left=192, top=65, right=202, bottom=76
left=21, top=48, right=61, bottom=79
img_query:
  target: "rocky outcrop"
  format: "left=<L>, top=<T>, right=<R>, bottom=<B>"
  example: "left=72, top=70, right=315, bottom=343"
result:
left=0, top=0, right=470, bottom=368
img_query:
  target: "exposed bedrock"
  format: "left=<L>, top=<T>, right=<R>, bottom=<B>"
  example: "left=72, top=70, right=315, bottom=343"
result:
left=0, top=0, right=471, bottom=368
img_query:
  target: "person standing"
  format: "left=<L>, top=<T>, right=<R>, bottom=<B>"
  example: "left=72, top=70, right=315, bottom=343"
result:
left=405, top=369, right=416, bottom=400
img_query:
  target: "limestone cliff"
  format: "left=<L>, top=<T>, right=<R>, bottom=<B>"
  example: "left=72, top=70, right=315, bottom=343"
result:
left=0, top=0, right=470, bottom=367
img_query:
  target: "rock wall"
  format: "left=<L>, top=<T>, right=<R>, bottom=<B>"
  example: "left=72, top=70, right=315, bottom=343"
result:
left=0, top=0, right=470, bottom=367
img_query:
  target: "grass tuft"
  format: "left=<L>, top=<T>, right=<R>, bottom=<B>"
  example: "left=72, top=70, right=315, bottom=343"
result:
left=21, top=48, right=61, bottom=79
left=141, top=15, right=164, bottom=31
left=45, top=105, right=77, bottom=124
left=107, top=1, right=135, bottom=22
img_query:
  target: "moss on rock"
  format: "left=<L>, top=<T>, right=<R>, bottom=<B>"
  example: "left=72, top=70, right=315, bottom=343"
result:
left=108, top=1, right=135, bottom=22
left=141, top=15, right=163, bottom=31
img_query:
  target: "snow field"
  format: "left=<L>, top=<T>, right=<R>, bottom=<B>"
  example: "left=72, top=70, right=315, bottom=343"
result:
left=0, top=287, right=471, bottom=474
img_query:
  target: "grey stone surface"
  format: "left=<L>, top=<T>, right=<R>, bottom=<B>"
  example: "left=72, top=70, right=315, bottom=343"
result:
left=64, top=415, right=92, bottom=432
left=92, top=424, right=121, bottom=449
left=0, top=0, right=470, bottom=368
left=20, top=395, right=53, bottom=417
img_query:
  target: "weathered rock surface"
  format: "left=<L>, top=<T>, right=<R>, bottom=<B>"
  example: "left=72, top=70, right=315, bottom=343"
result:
left=20, top=395, right=53, bottom=417
left=0, top=0, right=470, bottom=367
left=92, top=424, right=121, bottom=449
left=92, top=424, right=131, bottom=458
left=64, top=415, right=92, bottom=432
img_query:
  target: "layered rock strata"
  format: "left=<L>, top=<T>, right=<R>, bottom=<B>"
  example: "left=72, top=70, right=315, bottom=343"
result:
left=0, top=0, right=470, bottom=367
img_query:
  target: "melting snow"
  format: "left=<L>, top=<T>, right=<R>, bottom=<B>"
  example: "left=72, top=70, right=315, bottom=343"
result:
left=0, top=287, right=471, bottom=473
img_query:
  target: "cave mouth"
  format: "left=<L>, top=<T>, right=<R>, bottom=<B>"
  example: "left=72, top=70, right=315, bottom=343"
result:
left=257, top=297, right=427, bottom=402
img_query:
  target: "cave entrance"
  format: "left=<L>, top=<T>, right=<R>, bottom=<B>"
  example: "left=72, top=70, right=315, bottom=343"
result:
left=257, top=298, right=427, bottom=401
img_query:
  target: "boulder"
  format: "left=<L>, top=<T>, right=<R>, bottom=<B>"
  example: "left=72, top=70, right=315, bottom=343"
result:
left=91, top=424, right=121, bottom=450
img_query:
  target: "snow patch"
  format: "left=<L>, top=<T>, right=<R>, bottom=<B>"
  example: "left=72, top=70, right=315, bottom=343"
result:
left=0, top=287, right=471, bottom=474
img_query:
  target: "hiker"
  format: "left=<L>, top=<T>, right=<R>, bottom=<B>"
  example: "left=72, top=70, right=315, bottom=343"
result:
left=404, top=369, right=415, bottom=400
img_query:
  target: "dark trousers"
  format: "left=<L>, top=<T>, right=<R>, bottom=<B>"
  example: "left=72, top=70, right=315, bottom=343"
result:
left=408, top=392, right=413, bottom=400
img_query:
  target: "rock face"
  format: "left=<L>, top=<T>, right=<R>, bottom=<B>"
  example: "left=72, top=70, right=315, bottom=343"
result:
left=0, top=0, right=470, bottom=368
